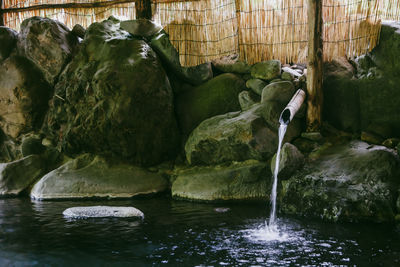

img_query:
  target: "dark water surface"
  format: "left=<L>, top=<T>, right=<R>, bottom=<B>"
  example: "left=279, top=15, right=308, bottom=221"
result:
left=1, top=197, right=400, bottom=266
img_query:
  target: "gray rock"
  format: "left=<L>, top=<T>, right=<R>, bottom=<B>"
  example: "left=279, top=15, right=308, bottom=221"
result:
left=45, top=18, right=180, bottom=166
left=261, top=81, right=295, bottom=104
left=355, top=54, right=375, bottom=74
left=382, top=138, right=400, bottom=149
left=0, top=155, right=44, bottom=196
left=251, top=60, right=281, bottom=80
left=282, top=67, right=302, bottom=77
left=0, top=27, right=18, bottom=61
left=211, top=54, right=250, bottom=74
left=71, top=24, right=86, bottom=39
left=281, top=71, right=294, bottom=81
left=238, top=90, right=259, bottom=111
left=246, top=78, right=267, bottom=95
left=21, top=135, right=45, bottom=157
left=150, top=31, right=213, bottom=85
left=63, top=206, right=144, bottom=219
left=301, top=132, right=323, bottom=142
left=0, top=56, right=52, bottom=139
left=17, top=17, right=79, bottom=85
left=120, top=19, right=163, bottom=39
left=175, top=73, right=244, bottom=135
left=280, top=141, right=400, bottom=222
left=172, top=160, right=270, bottom=201
left=185, top=102, right=302, bottom=165
left=271, top=143, right=304, bottom=179
left=30, top=154, right=168, bottom=200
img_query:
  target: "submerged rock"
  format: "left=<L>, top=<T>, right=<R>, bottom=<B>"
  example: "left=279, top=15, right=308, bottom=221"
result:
left=279, top=141, right=400, bottom=222
left=45, top=17, right=180, bottom=166
left=0, top=27, right=18, bottom=61
left=172, top=160, right=270, bottom=201
left=17, top=17, right=79, bottom=85
left=175, top=73, right=244, bottom=135
left=250, top=60, right=281, bottom=81
left=0, top=155, right=44, bottom=196
left=63, top=206, right=144, bottom=219
left=31, top=154, right=168, bottom=200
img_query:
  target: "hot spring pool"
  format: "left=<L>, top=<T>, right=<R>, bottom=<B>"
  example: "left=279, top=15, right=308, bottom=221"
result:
left=1, top=197, right=399, bottom=266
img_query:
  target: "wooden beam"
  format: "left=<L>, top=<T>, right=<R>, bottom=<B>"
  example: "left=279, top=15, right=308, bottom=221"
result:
left=0, top=0, right=4, bottom=27
left=1, top=0, right=135, bottom=13
left=135, top=0, right=152, bottom=19
left=306, top=0, right=323, bottom=132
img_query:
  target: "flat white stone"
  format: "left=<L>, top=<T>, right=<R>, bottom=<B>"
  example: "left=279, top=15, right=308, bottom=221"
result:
left=63, top=206, right=144, bottom=219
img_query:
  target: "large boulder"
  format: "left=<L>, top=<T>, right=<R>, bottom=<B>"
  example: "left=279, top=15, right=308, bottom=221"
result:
left=0, top=155, right=44, bottom=196
left=30, top=154, right=168, bottom=200
left=211, top=54, right=250, bottom=74
left=0, top=56, right=52, bottom=138
left=0, top=27, right=18, bottom=61
left=175, top=73, right=245, bottom=135
left=44, top=17, right=180, bottom=166
left=279, top=141, right=400, bottom=222
left=261, top=81, right=296, bottom=104
left=185, top=103, right=302, bottom=165
left=172, top=160, right=270, bottom=201
left=271, top=142, right=304, bottom=179
left=17, top=17, right=79, bottom=85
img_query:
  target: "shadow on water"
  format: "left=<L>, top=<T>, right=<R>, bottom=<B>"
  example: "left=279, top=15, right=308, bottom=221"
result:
left=0, top=196, right=400, bottom=266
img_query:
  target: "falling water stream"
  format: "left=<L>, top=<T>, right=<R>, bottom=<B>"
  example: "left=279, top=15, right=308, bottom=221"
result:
left=269, top=123, right=288, bottom=228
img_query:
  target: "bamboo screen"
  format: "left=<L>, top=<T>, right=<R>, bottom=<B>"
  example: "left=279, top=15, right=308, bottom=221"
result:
left=2, top=0, right=400, bottom=65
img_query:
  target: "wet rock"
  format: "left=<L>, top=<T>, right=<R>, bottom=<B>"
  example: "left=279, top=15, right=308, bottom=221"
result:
left=21, top=135, right=45, bottom=157
left=45, top=18, right=180, bottom=166
left=185, top=102, right=302, bottom=165
left=301, top=132, right=323, bottom=142
left=281, top=71, right=294, bottom=81
left=150, top=30, right=213, bottom=85
left=238, top=90, right=259, bottom=111
left=355, top=54, right=375, bottom=75
left=0, top=27, right=18, bottom=61
left=292, top=137, right=319, bottom=154
left=120, top=19, right=163, bottom=39
left=0, top=155, right=44, bottom=196
left=246, top=78, right=267, bottom=95
left=382, top=138, right=399, bottom=149
left=63, top=206, right=144, bottom=219
left=261, top=81, right=295, bottom=104
left=271, top=143, right=304, bottom=179
left=30, top=154, right=168, bottom=200
left=211, top=54, right=250, bottom=74
left=250, top=60, right=281, bottom=81
left=17, top=17, right=79, bottom=85
left=176, top=73, right=244, bottom=135
left=0, top=56, right=52, bottom=139
left=361, top=131, right=384, bottom=145
left=71, top=24, right=86, bottom=39
left=280, top=141, right=400, bottom=222
left=172, top=160, right=270, bottom=201
left=397, top=143, right=400, bottom=157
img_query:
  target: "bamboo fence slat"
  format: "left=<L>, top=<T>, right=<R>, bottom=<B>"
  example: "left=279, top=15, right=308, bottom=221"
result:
left=2, top=0, right=399, bottom=66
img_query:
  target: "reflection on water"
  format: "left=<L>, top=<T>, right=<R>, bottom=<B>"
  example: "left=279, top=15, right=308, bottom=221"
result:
left=0, top=197, right=400, bottom=266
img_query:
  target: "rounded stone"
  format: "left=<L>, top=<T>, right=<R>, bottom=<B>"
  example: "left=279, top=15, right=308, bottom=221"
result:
left=63, top=206, right=144, bottom=219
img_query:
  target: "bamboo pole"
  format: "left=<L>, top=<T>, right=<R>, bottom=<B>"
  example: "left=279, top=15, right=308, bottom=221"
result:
left=2, top=0, right=136, bottom=13
left=306, top=0, right=323, bottom=132
left=135, top=0, right=151, bottom=19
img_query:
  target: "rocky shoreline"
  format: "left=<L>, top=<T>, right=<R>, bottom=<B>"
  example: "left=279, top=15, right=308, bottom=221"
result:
left=0, top=17, right=399, bottom=223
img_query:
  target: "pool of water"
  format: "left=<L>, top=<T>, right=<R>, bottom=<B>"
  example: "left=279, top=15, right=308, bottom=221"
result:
left=1, top=197, right=400, bottom=266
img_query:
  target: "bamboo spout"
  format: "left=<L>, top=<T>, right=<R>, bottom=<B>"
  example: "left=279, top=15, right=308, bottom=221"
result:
left=279, top=89, right=306, bottom=125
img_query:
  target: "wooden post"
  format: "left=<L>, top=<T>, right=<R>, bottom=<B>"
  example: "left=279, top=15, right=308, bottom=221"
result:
left=135, top=0, right=152, bottom=20
left=0, top=0, right=4, bottom=27
left=306, top=0, right=323, bottom=132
